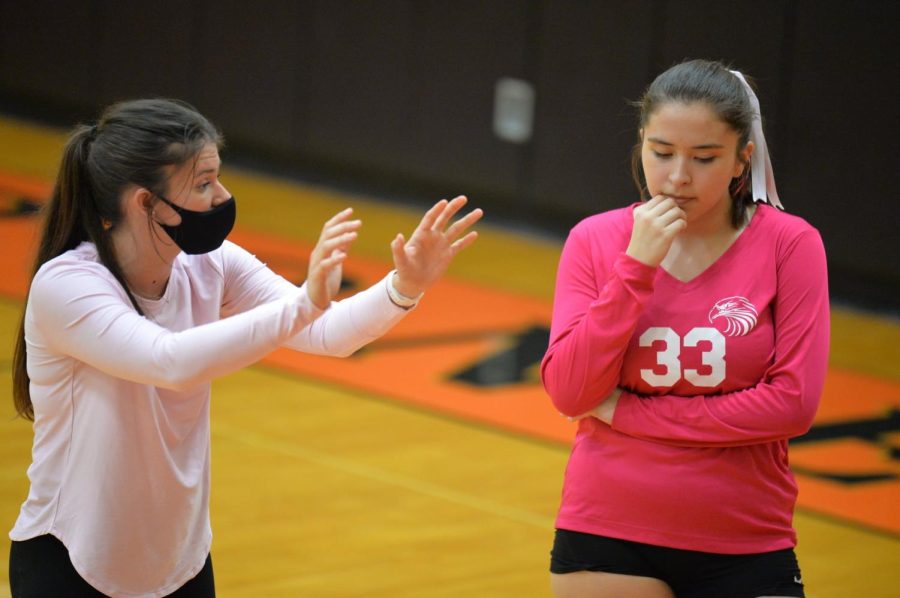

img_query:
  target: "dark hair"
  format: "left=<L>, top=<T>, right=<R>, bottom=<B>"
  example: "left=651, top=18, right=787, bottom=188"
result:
left=12, top=98, right=222, bottom=420
left=630, top=59, right=758, bottom=228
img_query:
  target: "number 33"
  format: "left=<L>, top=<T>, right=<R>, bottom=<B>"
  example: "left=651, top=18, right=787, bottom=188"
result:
left=639, top=327, right=725, bottom=387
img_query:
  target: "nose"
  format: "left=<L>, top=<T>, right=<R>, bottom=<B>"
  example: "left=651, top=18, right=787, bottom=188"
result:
left=211, top=180, right=232, bottom=206
left=668, top=157, right=691, bottom=186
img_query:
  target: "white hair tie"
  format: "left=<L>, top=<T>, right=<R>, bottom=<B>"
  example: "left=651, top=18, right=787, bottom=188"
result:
left=730, top=70, right=784, bottom=210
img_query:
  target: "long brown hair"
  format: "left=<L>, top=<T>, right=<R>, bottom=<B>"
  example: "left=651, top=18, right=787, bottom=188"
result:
left=12, top=99, right=221, bottom=420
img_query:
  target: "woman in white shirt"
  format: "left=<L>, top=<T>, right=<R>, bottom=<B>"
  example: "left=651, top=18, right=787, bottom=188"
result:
left=8, top=98, right=481, bottom=597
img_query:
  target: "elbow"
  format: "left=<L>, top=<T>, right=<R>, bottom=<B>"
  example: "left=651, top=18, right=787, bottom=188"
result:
left=780, top=388, right=819, bottom=439
left=333, top=344, right=361, bottom=358
left=542, top=376, right=592, bottom=417
left=155, top=368, right=205, bottom=392
left=325, top=326, right=376, bottom=356
left=150, top=340, right=207, bottom=391
left=786, top=405, right=817, bottom=439
left=541, top=354, right=584, bottom=418
left=320, top=335, right=368, bottom=358
left=551, top=396, right=587, bottom=419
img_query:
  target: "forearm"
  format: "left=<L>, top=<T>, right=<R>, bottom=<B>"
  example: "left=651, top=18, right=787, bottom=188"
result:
left=147, top=291, right=323, bottom=388
left=542, top=253, right=657, bottom=417
left=609, top=225, right=830, bottom=448
left=282, top=272, right=411, bottom=357
left=42, top=286, right=323, bottom=391
left=611, top=378, right=821, bottom=448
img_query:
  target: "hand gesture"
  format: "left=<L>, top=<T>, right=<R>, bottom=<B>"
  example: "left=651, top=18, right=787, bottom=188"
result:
left=306, top=208, right=362, bottom=309
left=627, top=195, right=686, bottom=267
left=390, top=196, right=483, bottom=297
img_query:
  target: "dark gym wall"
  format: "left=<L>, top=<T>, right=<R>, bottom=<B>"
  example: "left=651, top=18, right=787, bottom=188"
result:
left=0, top=1, right=896, bottom=310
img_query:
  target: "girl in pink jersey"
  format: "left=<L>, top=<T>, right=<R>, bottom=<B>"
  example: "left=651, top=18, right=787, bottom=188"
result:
left=8, top=98, right=481, bottom=597
left=542, top=59, right=828, bottom=597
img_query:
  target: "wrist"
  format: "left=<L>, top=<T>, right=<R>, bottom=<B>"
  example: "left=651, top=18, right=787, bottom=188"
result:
left=391, top=271, right=424, bottom=299
left=598, top=388, right=622, bottom=424
left=387, top=271, right=423, bottom=309
left=624, top=246, right=658, bottom=268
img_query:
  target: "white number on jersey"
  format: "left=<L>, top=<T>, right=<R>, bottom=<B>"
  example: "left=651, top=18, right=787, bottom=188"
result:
left=639, top=327, right=726, bottom=388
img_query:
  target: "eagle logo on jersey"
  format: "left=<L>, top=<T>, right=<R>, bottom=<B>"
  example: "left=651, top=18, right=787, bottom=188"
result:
left=708, top=296, right=758, bottom=336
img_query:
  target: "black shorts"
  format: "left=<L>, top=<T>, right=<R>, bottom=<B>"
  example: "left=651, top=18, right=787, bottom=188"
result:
left=9, top=534, right=215, bottom=597
left=550, top=529, right=804, bottom=598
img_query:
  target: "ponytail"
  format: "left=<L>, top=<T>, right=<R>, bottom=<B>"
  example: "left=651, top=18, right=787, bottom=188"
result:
left=13, top=126, right=92, bottom=419
left=12, top=126, right=142, bottom=420
left=12, top=99, right=220, bottom=420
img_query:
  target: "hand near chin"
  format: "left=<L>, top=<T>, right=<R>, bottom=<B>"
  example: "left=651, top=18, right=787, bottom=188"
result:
left=306, top=208, right=362, bottom=310
left=390, top=196, right=483, bottom=297
left=627, top=195, right=687, bottom=267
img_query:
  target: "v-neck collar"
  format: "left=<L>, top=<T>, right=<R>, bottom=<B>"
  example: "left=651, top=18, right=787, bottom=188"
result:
left=657, top=204, right=765, bottom=288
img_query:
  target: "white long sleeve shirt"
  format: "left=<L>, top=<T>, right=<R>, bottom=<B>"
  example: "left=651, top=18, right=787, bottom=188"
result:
left=10, top=240, right=410, bottom=597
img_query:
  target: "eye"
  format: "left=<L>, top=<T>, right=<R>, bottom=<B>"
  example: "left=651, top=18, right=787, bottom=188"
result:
left=651, top=150, right=672, bottom=159
left=694, top=156, right=716, bottom=164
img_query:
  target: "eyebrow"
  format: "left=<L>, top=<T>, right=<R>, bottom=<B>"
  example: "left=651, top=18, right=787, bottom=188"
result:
left=647, top=137, right=724, bottom=150
left=193, top=166, right=219, bottom=179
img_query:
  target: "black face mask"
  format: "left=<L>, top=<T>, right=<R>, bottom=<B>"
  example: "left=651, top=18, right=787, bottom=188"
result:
left=155, top=194, right=236, bottom=255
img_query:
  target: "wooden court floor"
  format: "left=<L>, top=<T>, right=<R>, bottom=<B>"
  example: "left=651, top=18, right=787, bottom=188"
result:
left=0, top=115, right=898, bottom=596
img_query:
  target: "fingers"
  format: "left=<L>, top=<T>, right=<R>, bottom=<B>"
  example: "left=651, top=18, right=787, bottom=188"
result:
left=322, top=207, right=354, bottom=230
left=449, top=231, right=479, bottom=256
left=445, top=207, right=484, bottom=240
left=627, top=195, right=687, bottom=267
left=635, top=196, right=685, bottom=227
left=664, top=214, right=687, bottom=235
left=318, top=249, right=347, bottom=269
left=431, top=195, right=468, bottom=231
left=390, top=233, right=409, bottom=270
left=307, top=208, right=360, bottom=309
left=564, top=412, right=590, bottom=422
left=314, top=211, right=361, bottom=260
left=307, top=250, right=347, bottom=309
left=397, top=195, right=481, bottom=263
left=640, top=195, right=677, bottom=215
left=317, top=208, right=360, bottom=252
left=417, top=199, right=449, bottom=232
left=318, top=230, right=359, bottom=256
left=415, top=195, right=470, bottom=235
left=657, top=204, right=686, bottom=228
left=328, top=219, right=363, bottom=234
left=321, top=219, right=362, bottom=244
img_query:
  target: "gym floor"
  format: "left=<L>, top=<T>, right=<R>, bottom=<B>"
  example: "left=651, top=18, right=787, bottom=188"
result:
left=0, top=114, right=897, bottom=596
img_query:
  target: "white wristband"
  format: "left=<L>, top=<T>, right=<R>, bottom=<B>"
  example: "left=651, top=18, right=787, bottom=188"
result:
left=386, top=271, right=423, bottom=309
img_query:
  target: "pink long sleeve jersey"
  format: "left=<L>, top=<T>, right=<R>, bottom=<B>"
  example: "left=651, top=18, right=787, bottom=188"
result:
left=541, top=204, right=829, bottom=554
left=10, top=240, right=411, bottom=597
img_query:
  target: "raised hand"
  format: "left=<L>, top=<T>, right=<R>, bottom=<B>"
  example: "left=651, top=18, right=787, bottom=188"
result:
left=390, top=196, right=483, bottom=298
left=627, top=195, right=687, bottom=267
left=306, top=208, right=362, bottom=309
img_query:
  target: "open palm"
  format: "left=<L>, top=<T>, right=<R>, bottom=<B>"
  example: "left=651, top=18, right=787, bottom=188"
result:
left=390, top=196, right=483, bottom=297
